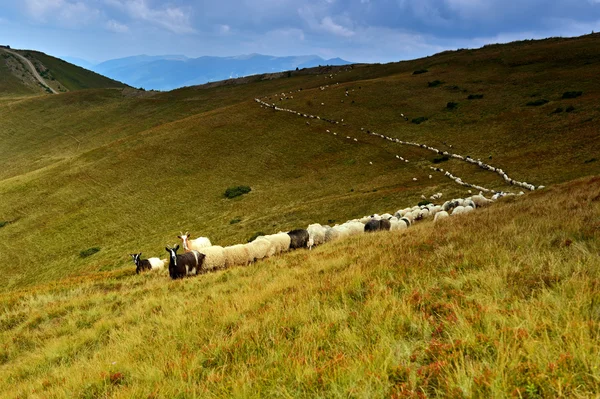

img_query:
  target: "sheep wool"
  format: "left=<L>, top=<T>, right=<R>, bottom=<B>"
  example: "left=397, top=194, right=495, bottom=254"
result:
left=434, top=211, right=450, bottom=222
left=148, top=258, right=165, bottom=270
left=223, top=244, right=250, bottom=268
left=198, top=246, right=226, bottom=271
left=307, top=223, right=327, bottom=246
left=245, top=238, right=271, bottom=262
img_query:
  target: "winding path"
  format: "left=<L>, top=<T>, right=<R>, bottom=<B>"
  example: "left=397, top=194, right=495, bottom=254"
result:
left=2, top=48, right=58, bottom=94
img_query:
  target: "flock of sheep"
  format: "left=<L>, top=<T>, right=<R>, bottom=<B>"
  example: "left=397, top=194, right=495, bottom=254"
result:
left=129, top=81, right=543, bottom=279
left=255, top=88, right=544, bottom=195
left=130, top=192, right=497, bottom=279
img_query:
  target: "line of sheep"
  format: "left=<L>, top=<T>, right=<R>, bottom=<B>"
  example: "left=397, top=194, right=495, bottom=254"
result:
left=255, top=97, right=543, bottom=193
left=130, top=192, right=497, bottom=279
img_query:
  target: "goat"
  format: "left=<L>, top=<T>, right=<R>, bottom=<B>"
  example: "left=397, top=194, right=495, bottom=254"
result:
left=165, top=244, right=205, bottom=279
left=177, top=232, right=211, bottom=252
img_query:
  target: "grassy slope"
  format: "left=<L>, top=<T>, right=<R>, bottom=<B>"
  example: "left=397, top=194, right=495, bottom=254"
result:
left=1, top=35, right=599, bottom=290
left=0, top=34, right=600, bottom=396
left=19, top=50, right=128, bottom=91
left=0, top=176, right=599, bottom=397
left=0, top=50, right=40, bottom=97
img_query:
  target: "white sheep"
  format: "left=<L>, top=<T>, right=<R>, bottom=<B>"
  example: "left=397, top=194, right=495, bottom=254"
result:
left=307, top=223, right=327, bottom=247
left=343, top=221, right=365, bottom=236
left=471, top=194, right=492, bottom=207
left=198, top=245, right=226, bottom=271
left=245, top=238, right=271, bottom=262
left=451, top=206, right=466, bottom=215
left=261, top=233, right=291, bottom=256
left=178, top=232, right=211, bottom=252
left=223, top=244, right=250, bottom=268
left=434, top=211, right=450, bottom=223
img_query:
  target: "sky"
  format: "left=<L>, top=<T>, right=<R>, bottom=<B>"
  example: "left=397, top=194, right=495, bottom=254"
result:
left=1, top=0, right=599, bottom=64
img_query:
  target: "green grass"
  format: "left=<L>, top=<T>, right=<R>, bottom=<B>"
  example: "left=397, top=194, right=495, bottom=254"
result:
left=0, top=33, right=600, bottom=397
left=20, top=50, right=127, bottom=91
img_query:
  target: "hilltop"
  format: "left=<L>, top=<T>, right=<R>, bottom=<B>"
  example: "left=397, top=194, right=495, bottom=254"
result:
left=0, top=33, right=599, bottom=397
left=0, top=47, right=127, bottom=96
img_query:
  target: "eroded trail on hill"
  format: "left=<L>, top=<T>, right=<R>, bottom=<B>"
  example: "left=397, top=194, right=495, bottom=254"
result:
left=2, top=49, right=58, bottom=94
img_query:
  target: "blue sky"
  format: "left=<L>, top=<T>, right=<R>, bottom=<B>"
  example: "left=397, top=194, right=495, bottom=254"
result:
left=1, top=0, right=599, bottom=63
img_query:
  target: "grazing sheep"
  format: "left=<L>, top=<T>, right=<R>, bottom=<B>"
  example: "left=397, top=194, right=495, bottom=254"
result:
left=452, top=206, right=466, bottom=215
left=307, top=223, right=327, bottom=247
left=332, top=225, right=351, bottom=239
left=343, top=221, right=365, bottom=236
left=223, top=244, right=250, bottom=268
left=245, top=238, right=272, bottom=262
left=197, top=246, right=226, bottom=271
left=471, top=194, right=492, bottom=207
left=365, top=219, right=391, bottom=232
left=130, top=253, right=165, bottom=274
left=263, top=233, right=292, bottom=255
left=165, top=245, right=205, bottom=279
left=178, top=232, right=211, bottom=252
left=434, top=211, right=450, bottom=223
left=288, top=229, right=310, bottom=249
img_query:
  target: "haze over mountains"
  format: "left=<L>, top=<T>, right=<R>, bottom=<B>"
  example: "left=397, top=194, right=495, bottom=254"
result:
left=65, top=54, right=351, bottom=91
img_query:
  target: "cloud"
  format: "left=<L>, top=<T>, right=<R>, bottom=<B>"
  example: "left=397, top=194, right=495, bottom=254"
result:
left=106, top=19, right=128, bottom=33
left=106, top=0, right=196, bottom=34
left=320, top=16, right=354, bottom=37
left=24, top=0, right=100, bottom=27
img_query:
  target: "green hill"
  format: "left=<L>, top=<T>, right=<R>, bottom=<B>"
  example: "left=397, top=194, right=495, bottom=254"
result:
left=0, top=48, right=127, bottom=96
left=0, top=34, right=599, bottom=397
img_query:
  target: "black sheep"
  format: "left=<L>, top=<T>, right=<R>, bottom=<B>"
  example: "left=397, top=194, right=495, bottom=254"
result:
left=288, top=229, right=310, bottom=249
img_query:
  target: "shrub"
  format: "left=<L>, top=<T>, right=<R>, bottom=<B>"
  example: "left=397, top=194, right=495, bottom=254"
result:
left=446, top=102, right=458, bottom=110
left=79, top=247, right=100, bottom=258
left=0, top=221, right=8, bottom=228
left=584, top=158, right=597, bottom=164
left=224, top=185, right=251, bottom=199
left=467, top=94, right=484, bottom=100
left=418, top=200, right=430, bottom=207
left=526, top=99, right=549, bottom=106
left=229, top=217, right=242, bottom=224
left=412, top=116, right=428, bottom=124
left=551, top=107, right=563, bottom=114
left=428, top=80, right=443, bottom=87
left=566, top=105, right=575, bottom=112
left=433, top=155, right=450, bottom=163
left=562, top=91, right=582, bottom=99
left=413, top=69, right=429, bottom=75
left=247, top=232, right=267, bottom=243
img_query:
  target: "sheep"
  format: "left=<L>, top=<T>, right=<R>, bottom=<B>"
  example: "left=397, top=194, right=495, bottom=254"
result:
left=245, top=238, right=271, bottom=262
left=165, top=244, right=205, bottom=279
left=471, top=194, right=493, bottom=207
left=434, top=211, right=450, bottom=223
left=307, top=223, right=327, bottom=247
left=197, top=246, right=226, bottom=271
left=452, top=206, right=466, bottom=215
left=343, top=221, right=365, bottom=236
left=288, top=229, right=310, bottom=249
left=365, top=219, right=391, bottom=232
left=223, top=244, right=250, bottom=268
left=399, top=217, right=411, bottom=229
left=262, top=233, right=291, bottom=255
left=130, top=253, right=165, bottom=274
left=178, top=232, right=211, bottom=252
left=332, top=225, right=351, bottom=239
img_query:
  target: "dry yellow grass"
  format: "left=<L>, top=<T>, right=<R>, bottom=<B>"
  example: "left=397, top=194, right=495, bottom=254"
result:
left=1, top=176, right=599, bottom=397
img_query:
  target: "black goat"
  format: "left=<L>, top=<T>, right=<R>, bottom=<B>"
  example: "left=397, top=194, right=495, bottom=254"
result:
left=165, top=244, right=205, bottom=279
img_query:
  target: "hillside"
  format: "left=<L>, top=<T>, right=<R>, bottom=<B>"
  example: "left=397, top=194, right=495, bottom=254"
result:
left=0, top=48, right=127, bottom=96
left=0, top=33, right=599, bottom=396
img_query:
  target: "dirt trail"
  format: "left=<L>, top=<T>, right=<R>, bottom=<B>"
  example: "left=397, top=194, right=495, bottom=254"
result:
left=2, top=48, right=58, bottom=94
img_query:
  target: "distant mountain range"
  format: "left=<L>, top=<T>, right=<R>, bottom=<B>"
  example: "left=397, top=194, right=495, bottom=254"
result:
left=63, top=54, right=352, bottom=91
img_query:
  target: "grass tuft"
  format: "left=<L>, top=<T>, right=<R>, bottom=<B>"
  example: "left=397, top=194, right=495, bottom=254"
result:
left=224, top=185, right=252, bottom=199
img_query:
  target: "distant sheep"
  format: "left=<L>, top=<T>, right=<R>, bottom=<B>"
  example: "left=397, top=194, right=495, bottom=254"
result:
left=178, top=232, right=211, bottom=252
left=130, top=253, right=165, bottom=274
left=165, top=244, right=205, bottom=279
left=307, top=223, right=327, bottom=247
